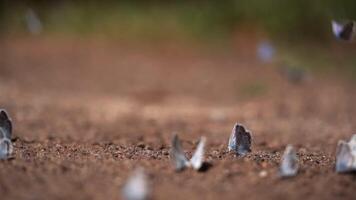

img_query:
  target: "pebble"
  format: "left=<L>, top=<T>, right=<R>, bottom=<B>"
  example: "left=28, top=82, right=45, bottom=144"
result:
left=259, top=170, right=268, bottom=178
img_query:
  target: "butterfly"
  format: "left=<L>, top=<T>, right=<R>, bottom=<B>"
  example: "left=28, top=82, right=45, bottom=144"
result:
left=170, top=134, right=206, bottom=171
left=279, top=145, right=299, bottom=177
left=0, top=109, right=13, bottom=159
left=228, top=123, right=252, bottom=156
left=0, top=109, right=12, bottom=139
left=331, top=20, right=355, bottom=41
left=336, top=134, right=356, bottom=173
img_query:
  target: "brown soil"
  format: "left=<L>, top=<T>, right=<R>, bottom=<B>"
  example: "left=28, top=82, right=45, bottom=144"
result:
left=0, top=37, right=355, bottom=200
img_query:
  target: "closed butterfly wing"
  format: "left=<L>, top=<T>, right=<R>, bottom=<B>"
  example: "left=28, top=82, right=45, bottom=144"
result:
left=336, top=134, right=356, bottom=173
left=332, top=20, right=343, bottom=38
left=0, top=110, right=12, bottom=139
left=336, top=141, right=354, bottom=173
left=170, top=134, right=189, bottom=171
left=348, top=134, right=356, bottom=156
left=340, top=22, right=354, bottom=40
left=0, top=138, right=13, bottom=160
left=189, top=137, right=206, bottom=170
left=228, top=125, right=237, bottom=151
left=279, top=145, right=299, bottom=177
left=228, top=123, right=251, bottom=156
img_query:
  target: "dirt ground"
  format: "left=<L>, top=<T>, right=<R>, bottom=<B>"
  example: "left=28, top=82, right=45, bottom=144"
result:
left=0, top=37, right=355, bottom=200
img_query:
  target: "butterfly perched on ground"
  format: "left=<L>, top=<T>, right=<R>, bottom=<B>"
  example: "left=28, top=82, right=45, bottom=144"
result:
left=228, top=123, right=252, bottom=156
left=0, top=110, right=12, bottom=139
left=336, top=134, right=356, bottom=173
left=279, top=145, right=299, bottom=177
left=170, top=134, right=206, bottom=171
left=331, top=20, right=355, bottom=41
left=0, top=109, right=13, bottom=159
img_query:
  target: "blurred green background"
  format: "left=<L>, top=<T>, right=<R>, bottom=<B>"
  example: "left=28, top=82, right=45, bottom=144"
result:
left=2, top=0, right=356, bottom=79
left=2, top=0, right=356, bottom=40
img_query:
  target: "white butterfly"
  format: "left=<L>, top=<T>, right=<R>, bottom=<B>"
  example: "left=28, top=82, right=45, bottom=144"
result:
left=336, top=134, right=356, bottom=173
left=122, top=168, right=149, bottom=200
left=279, top=145, right=299, bottom=177
left=170, top=134, right=206, bottom=171
left=228, top=123, right=252, bottom=156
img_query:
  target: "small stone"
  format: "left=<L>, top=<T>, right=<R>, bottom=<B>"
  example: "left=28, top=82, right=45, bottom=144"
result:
left=122, top=168, right=149, bottom=200
left=259, top=170, right=268, bottom=178
left=136, top=143, right=145, bottom=149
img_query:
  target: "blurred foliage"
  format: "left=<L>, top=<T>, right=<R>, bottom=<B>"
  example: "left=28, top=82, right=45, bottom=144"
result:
left=2, top=1, right=356, bottom=80
left=2, top=0, right=356, bottom=41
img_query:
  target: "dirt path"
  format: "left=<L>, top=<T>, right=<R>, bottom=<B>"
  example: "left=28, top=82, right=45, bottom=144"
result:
left=0, top=38, right=355, bottom=200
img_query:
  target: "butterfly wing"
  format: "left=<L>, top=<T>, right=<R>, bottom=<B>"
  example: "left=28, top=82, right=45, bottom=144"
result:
left=279, top=145, right=299, bottom=177
left=236, top=126, right=252, bottom=155
left=0, top=110, right=12, bottom=139
left=340, top=22, right=354, bottom=40
left=335, top=141, right=354, bottom=173
left=348, top=134, right=356, bottom=156
left=229, top=123, right=252, bottom=156
left=228, top=124, right=237, bottom=151
left=332, top=20, right=354, bottom=41
left=190, top=137, right=206, bottom=170
left=170, top=134, right=189, bottom=171
left=0, top=137, right=13, bottom=160
left=332, top=20, right=343, bottom=38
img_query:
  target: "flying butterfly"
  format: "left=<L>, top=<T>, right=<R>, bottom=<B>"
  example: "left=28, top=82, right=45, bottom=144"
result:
left=331, top=20, right=355, bottom=41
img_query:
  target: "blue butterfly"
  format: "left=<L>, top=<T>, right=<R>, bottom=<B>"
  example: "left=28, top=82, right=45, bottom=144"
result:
left=228, top=123, right=252, bottom=156
left=336, top=134, right=356, bottom=173
left=279, top=145, right=299, bottom=177
left=331, top=20, right=355, bottom=41
left=0, top=110, right=13, bottom=159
